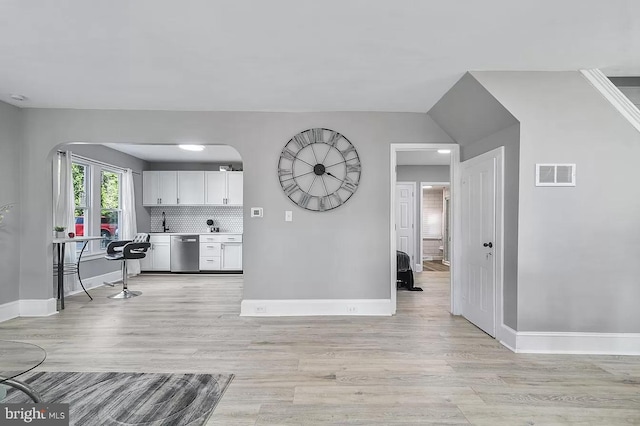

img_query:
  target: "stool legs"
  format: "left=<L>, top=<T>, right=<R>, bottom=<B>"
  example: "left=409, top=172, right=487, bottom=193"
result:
left=108, top=260, right=142, bottom=299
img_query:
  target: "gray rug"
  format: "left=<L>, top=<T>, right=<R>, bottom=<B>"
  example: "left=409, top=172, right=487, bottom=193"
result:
left=1, top=371, right=234, bottom=425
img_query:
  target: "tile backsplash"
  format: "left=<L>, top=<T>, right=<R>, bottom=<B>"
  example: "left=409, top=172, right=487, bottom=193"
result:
left=150, top=206, right=243, bottom=233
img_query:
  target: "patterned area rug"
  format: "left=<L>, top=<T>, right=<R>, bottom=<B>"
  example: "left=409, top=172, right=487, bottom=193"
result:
left=1, top=371, right=233, bottom=425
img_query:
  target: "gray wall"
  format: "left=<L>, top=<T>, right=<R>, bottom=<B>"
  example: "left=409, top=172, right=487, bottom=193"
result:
left=397, top=165, right=449, bottom=183
left=429, top=73, right=518, bottom=145
left=460, top=124, right=520, bottom=330
left=18, top=110, right=452, bottom=303
left=59, top=143, right=150, bottom=280
left=429, top=75, right=520, bottom=330
left=473, top=71, right=640, bottom=333
left=397, top=165, right=450, bottom=268
left=0, top=101, right=22, bottom=304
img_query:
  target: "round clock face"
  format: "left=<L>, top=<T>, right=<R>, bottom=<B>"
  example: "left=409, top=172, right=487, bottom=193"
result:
left=278, top=128, right=362, bottom=211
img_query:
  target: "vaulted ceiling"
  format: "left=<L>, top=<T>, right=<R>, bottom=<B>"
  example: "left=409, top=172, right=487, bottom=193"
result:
left=1, top=0, right=639, bottom=112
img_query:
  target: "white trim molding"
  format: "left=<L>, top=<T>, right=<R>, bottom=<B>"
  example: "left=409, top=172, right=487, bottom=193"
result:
left=67, top=270, right=121, bottom=297
left=19, top=298, right=58, bottom=317
left=581, top=69, right=640, bottom=134
left=390, top=143, right=460, bottom=316
left=0, top=300, right=20, bottom=323
left=499, top=324, right=518, bottom=352
left=499, top=327, right=640, bottom=355
left=240, top=299, right=392, bottom=317
left=0, top=298, right=58, bottom=321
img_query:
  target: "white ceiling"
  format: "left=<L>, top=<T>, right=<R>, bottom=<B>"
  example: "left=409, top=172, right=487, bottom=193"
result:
left=104, top=144, right=242, bottom=163
left=396, top=150, right=450, bottom=166
left=1, top=1, right=639, bottom=112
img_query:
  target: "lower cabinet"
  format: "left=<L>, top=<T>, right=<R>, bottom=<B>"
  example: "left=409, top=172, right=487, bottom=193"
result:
left=140, top=235, right=171, bottom=271
left=200, top=234, right=242, bottom=271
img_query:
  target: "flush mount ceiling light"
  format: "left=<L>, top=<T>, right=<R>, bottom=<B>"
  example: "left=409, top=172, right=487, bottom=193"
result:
left=178, top=144, right=205, bottom=152
left=424, top=185, right=433, bottom=189
left=10, top=94, right=27, bottom=101
left=437, top=149, right=451, bottom=154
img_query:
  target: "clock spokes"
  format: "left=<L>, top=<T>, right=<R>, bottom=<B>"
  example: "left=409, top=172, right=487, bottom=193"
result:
left=280, top=169, right=315, bottom=183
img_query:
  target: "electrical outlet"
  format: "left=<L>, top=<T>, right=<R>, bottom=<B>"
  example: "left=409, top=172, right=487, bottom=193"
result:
left=255, top=306, right=266, bottom=313
left=285, top=211, right=293, bottom=222
left=347, top=306, right=358, bottom=313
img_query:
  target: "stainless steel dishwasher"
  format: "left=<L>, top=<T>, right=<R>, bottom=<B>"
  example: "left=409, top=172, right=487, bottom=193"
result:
left=170, top=235, right=200, bottom=272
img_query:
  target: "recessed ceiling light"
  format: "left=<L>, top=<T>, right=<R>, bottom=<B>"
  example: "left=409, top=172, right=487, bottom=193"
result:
left=10, top=94, right=27, bottom=101
left=424, top=185, right=433, bottom=189
left=178, top=144, right=205, bottom=152
left=437, top=149, right=451, bottom=154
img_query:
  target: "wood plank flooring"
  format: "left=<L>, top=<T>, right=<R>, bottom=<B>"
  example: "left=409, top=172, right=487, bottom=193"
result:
left=422, top=260, right=450, bottom=272
left=1, top=272, right=640, bottom=425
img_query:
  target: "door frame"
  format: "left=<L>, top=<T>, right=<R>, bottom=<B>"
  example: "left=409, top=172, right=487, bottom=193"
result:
left=396, top=181, right=417, bottom=270
left=390, top=143, right=460, bottom=315
left=459, top=146, right=505, bottom=338
left=419, top=181, right=450, bottom=272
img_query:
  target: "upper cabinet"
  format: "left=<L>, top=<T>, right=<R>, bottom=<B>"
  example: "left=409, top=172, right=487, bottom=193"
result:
left=143, top=171, right=178, bottom=205
left=143, top=170, right=242, bottom=206
left=177, top=171, right=205, bottom=205
left=206, top=171, right=243, bottom=205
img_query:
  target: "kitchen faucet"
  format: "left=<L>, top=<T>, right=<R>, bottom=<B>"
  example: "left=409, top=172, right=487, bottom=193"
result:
left=162, top=211, right=169, bottom=232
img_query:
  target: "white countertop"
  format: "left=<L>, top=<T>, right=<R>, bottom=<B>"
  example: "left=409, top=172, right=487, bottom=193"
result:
left=149, top=232, right=242, bottom=236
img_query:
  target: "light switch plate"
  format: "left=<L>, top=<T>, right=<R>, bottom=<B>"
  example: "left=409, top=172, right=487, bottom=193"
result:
left=251, top=207, right=263, bottom=218
left=285, top=211, right=293, bottom=222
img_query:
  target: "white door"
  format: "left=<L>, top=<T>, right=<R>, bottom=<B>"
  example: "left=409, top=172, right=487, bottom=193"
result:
left=205, top=171, right=227, bottom=204
left=221, top=243, right=243, bottom=270
left=158, top=171, right=178, bottom=205
left=142, top=171, right=159, bottom=205
left=395, top=183, right=415, bottom=266
left=226, top=172, right=243, bottom=205
left=177, top=171, right=205, bottom=205
left=152, top=241, right=171, bottom=271
left=461, top=155, right=496, bottom=336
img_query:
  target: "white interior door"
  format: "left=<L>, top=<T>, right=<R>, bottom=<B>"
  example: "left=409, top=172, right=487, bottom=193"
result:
left=461, top=155, right=496, bottom=336
left=395, top=183, right=415, bottom=265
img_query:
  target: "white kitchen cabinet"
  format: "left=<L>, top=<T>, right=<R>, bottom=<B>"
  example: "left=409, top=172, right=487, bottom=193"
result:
left=140, top=235, right=171, bottom=271
left=221, top=242, right=242, bottom=270
left=199, top=234, right=242, bottom=271
left=226, top=172, right=243, bottom=205
left=142, top=171, right=178, bottom=206
left=177, top=171, right=205, bottom=205
left=205, top=171, right=243, bottom=205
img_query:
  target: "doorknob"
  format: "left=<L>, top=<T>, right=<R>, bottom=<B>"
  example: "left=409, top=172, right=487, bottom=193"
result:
left=483, top=242, right=493, bottom=248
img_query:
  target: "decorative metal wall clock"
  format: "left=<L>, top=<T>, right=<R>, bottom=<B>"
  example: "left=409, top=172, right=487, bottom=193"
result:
left=278, top=128, right=362, bottom=211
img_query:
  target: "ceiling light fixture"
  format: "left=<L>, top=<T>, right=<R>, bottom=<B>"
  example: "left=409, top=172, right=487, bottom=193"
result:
left=437, top=149, right=451, bottom=154
left=424, top=185, right=433, bottom=189
left=10, top=94, right=27, bottom=101
left=178, top=144, right=205, bottom=152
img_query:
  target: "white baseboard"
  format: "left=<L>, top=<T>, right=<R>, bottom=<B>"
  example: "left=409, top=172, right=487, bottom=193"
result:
left=0, top=300, right=20, bottom=322
left=19, top=298, right=58, bottom=317
left=497, top=324, right=640, bottom=355
left=515, top=331, right=640, bottom=355
left=241, top=299, right=393, bottom=317
left=67, top=271, right=121, bottom=296
left=499, top=324, right=517, bottom=352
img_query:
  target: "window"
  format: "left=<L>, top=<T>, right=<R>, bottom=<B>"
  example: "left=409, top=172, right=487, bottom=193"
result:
left=72, top=163, right=90, bottom=252
left=100, top=170, right=121, bottom=249
left=69, top=156, right=123, bottom=254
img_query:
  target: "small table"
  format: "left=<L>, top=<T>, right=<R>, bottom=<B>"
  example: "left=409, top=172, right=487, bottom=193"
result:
left=53, top=236, right=104, bottom=310
left=0, top=340, right=46, bottom=403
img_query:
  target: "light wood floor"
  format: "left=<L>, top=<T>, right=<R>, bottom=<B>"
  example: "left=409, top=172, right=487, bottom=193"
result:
left=2, top=272, right=640, bottom=425
left=422, top=260, right=450, bottom=272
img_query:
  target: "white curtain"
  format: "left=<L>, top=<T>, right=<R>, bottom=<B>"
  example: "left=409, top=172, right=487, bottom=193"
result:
left=53, top=151, right=77, bottom=295
left=121, top=168, right=140, bottom=275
